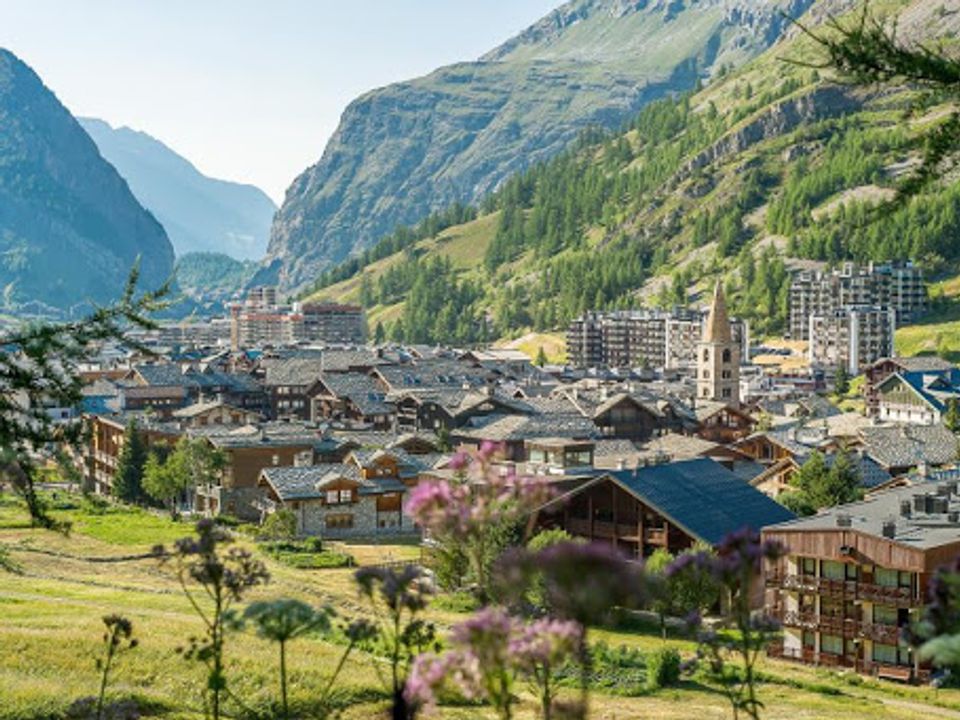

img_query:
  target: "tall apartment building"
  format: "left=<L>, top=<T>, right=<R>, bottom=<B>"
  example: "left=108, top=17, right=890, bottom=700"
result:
left=567, top=308, right=747, bottom=370
left=789, top=262, right=925, bottom=341
left=230, top=287, right=365, bottom=350
left=763, top=475, right=960, bottom=683
left=808, top=306, right=896, bottom=373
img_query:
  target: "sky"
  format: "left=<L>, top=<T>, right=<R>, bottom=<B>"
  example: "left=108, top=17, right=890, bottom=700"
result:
left=0, top=0, right=560, bottom=203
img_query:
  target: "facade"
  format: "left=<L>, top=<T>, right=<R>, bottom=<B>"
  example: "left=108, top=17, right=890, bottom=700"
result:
left=697, top=282, right=740, bottom=404
left=807, top=306, right=896, bottom=373
left=536, top=458, right=794, bottom=559
left=763, top=478, right=960, bottom=682
left=230, top=286, right=365, bottom=349
left=875, top=371, right=960, bottom=426
left=789, top=262, right=925, bottom=341
left=566, top=307, right=747, bottom=370
left=84, top=414, right=182, bottom=496
left=864, top=356, right=957, bottom=418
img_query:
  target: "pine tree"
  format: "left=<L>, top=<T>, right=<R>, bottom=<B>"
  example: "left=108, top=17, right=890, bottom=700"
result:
left=113, top=420, right=147, bottom=504
left=535, top=346, right=548, bottom=367
left=945, top=398, right=960, bottom=434
left=834, top=363, right=850, bottom=396
left=373, top=321, right=385, bottom=345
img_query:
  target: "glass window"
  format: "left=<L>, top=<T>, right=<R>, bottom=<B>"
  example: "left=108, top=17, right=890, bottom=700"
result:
left=873, top=643, right=898, bottom=664
left=821, top=635, right=843, bottom=655
left=873, top=605, right=898, bottom=625
left=822, top=560, right=845, bottom=580
left=876, top=567, right=899, bottom=587
left=326, top=490, right=339, bottom=504
left=801, top=558, right=816, bottom=576
left=339, top=489, right=352, bottom=503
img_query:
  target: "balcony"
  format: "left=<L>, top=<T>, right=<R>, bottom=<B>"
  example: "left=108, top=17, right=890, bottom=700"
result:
left=860, top=622, right=902, bottom=644
left=766, top=573, right=920, bottom=606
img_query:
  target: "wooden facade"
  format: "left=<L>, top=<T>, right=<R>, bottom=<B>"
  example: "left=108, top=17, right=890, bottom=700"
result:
left=538, top=476, right=696, bottom=559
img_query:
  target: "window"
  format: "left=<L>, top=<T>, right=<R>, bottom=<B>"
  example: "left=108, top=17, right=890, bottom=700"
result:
left=801, top=557, right=816, bottom=576
left=339, top=489, right=352, bottom=503
left=875, top=567, right=899, bottom=587
left=822, top=560, right=845, bottom=580
left=873, top=643, right=898, bottom=664
left=722, top=348, right=731, bottom=363
left=821, top=635, right=843, bottom=655
left=326, top=490, right=339, bottom=504
left=326, top=514, right=354, bottom=529
left=873, top=605, right=898, bottom=626
left=702, top=349, right=710, bottom=362
left=722, top=388, right=731, bottom=398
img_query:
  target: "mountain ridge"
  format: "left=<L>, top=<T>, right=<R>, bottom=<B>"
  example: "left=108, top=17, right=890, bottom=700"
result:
left=0, top=49, right=174, bottom=314
left=263, top=0, right=817, bottom=291
left=80, top=117, right=276, bottom=260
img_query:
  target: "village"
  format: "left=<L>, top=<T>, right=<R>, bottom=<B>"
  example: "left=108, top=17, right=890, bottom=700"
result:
left=36, top=259, right=951, bottom=688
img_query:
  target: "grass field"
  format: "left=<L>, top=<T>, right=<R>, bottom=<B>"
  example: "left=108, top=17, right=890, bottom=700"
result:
left=2, top=492, right=960, bottom=720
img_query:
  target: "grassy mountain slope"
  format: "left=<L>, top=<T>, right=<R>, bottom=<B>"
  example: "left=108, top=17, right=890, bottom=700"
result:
left=264, top=0, right=818, bottom=291
left=80, top=118, right=277, bottom=260
left=307, top=0, right=960, bottom=352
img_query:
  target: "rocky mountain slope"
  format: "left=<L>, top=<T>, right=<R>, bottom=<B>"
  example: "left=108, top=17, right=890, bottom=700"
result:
left=306, top=0, right=960, bottom=346
left=0, top=49, right=174, bottom=314
left=80, top=118, right=276, bottom=260
left=263, top=0, right=816, bottom=291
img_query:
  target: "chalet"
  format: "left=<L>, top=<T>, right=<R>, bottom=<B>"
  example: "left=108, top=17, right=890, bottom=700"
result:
left=859, top=424, right=958, bottom=475
left=172, top=399, right=262, bottom=428
left=308, top=372, right=392, bottom=429
left=452, top=412, right=597, bottom=462
left=391, top=388, right=534, bottom=434
left=257, top=463, right=408, bottom=538
left=763, top=477, right=960, bottom=682
left=875, top=370, right=960, bottom=426
left=864, top=356, right=955, bottom=417
left=694, top=401, right=756, bottom=443
left=194, top=422, right=326, bottom=519
left=84, top=413, right=182, bottom=496
left=536, top=458, right=795, bottom=559
left=260, top=356, right=322, bottom=421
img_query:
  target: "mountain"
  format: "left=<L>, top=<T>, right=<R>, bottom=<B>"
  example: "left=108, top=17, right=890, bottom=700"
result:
left=0, top=49, right=174, bottom=314
left=305, top=0, right=960, bottom=348
left=79, top=118, right=277, bottom=260
left=263, top=0, right=817, bottom=291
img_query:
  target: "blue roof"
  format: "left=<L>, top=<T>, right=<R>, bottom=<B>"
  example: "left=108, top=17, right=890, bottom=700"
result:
left=609, top=458, right=795, bottom=545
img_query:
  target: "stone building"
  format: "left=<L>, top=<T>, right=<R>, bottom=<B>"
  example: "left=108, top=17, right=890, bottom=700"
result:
left=697, top=282, right=740, bottom=405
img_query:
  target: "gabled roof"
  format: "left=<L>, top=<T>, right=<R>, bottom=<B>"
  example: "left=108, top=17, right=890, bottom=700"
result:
left=606, top=458, right=795, bottom=545
left=456, top=412, right=598, bottom=442
left=314, top=372, right=391, bottom=416
left=879, top=370, right=960, bottom=414
left=172, top=399, right=258, bottom=420
left=860, top=423, right=959, bottom=469
left=261, top=357, right=322, bottom=387
left=259, top=463, right=404, bottom=501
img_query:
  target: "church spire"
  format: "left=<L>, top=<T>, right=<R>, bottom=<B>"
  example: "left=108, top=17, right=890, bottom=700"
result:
left=704, top=280, right=731, bottom=344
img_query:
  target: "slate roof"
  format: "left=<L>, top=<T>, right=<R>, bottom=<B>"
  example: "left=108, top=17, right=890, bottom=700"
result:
left=860, top=424, right=959, bottom=469
left=317, top=373, right=391, bottom=416
left=260, top=463, right=407, bottom=501
left=320, top=348, right=391, bottom=372
left=765, top=475, right=960, bottom=550
left=607, top=458, right=796, bottom=545
left=456, top=412, right=598, bottom=441
left=200, top=422, right=324, bottom=449
left=261, top=357, right=323, bottom=387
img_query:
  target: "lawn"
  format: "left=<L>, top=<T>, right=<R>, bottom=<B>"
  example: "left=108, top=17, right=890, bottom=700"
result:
left=2, top=491, right=960, bottom=720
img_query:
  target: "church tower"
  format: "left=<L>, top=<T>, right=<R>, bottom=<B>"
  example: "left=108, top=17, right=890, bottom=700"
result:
left=698, top=281, right=740, bottom=405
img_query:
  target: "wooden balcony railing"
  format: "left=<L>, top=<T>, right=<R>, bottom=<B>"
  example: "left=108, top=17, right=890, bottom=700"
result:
left=766, top=573, right=921, bottom=606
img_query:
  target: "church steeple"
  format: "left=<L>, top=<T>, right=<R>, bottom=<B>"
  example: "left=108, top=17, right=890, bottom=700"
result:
left=704, top=281, right=731, bottom=343
left=697, top=281, right=740, bottom=405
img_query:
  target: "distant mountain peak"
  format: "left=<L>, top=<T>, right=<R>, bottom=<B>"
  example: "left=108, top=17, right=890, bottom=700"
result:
left=80, top=117, right=277, bottom=260
left=265, top=0, right=814, bottom=292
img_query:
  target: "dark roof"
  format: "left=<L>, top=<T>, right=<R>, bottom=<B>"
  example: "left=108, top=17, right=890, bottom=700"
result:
left=260, top=463, right=405, bottom=501
left=261, top=357, right=323, bottom=387
left=608, top=458, right=796, bottom=545
left=860, top=424, right=958, bottom=469
left=317, top=373, right=391, bottom=416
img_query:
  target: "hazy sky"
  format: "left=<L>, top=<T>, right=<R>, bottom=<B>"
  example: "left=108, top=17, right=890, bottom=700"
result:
left=0, top=0, right=560, bottom=202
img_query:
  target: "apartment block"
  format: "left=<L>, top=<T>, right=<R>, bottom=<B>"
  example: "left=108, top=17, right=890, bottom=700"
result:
left=763, top=475, right=960, bottom=683
left=789, top=262, right=924, bottom=341
left=807, top=306, right=896, bottom=373
left=566, top=308, right=747, bottom=370
left=230, top=286, right=365, bottom=349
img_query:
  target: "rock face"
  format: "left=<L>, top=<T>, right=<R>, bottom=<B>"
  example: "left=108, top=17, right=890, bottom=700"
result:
left=80, top=118, right=277, bottom=260
left=265, top=0, right=815, bottom=291
left=0, top=49, right=175, bottom=313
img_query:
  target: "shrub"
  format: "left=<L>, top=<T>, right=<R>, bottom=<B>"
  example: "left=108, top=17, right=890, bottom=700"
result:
left=646, top=646, right=681, bottom=690
left=257, top=509, right=298, bottom=540
left=432, top=591, right=481, bottom=613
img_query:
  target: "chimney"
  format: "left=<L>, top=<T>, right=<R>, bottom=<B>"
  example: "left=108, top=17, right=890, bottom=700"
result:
left=616, top=458, right=626, bottom=471
left=882, top=519, right=896, bottom=539
left=836, top=513, right=852, bottom=528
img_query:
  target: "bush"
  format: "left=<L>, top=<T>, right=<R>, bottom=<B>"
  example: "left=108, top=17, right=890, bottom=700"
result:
left=256, top=509, right=298, bottom=540
left=646, top=646, right=681, bottom=690
left=432, top=591, right=481, bottom=613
